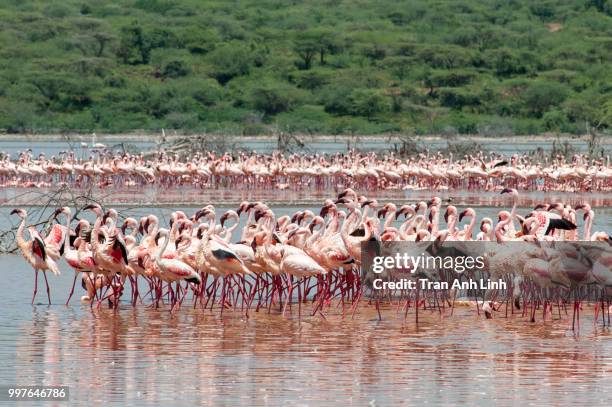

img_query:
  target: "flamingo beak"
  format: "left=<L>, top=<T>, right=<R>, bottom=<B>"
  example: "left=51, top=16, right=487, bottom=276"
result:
left=251, top=239, right=257, bottom=253
left=361, top=200, right=373, bottom=208
left=236, top=207, right=243, bottom=216
left=320, top=206, right=330, bottom=217
left=10, top=209, right=20, bottom=216
left=377, top=208, right=386, bottom=219
left=500, top=188, right=512, bottom=195
left=155, top=232, right=162, bottom=245
left=575, top=204, right=585, bottom=210
left=459, top=210, right=468, bottom=222
left=220, top=214, right=227, bottom=228
left=443, top=209, right=449, bottom=223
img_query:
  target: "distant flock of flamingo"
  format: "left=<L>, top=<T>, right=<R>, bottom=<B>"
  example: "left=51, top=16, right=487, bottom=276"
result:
left=1, top=149, right=611, bottom=192
left=10, top=188, right=612, bottom=329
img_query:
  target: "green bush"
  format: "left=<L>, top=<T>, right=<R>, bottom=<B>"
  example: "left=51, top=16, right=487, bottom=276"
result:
left=348, top=89, right=389, bottom=117
left=0, top=0, right=608, bottom=134
left=250, top=83, right=301, bottom=115
left=522, top=81, right=571, bottom=118
left=207, top=42, right=253, bottom=84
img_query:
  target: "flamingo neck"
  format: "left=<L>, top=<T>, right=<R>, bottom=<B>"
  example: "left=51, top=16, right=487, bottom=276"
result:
left=384, top=210, right=396, bottom=229
left=584, top=212, right=594, bottom=240
left=465, top=215, right=476, bottom=240
left=156, top=234, right=169, bottom=261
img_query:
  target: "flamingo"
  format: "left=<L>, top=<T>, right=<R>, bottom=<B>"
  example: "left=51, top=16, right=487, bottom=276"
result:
left=11, top=209, right=60, bottom=304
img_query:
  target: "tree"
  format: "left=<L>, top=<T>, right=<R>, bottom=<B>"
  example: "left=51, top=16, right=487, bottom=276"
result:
left=251, top=83, right=300, bottom=115
left=117, top=24, right=151, bottom=64
left=161, top=60, right=190, bottom=78
left=349, top=89, right=389, bottom=118
left=293, top=34, right=318, bottom=70
left=522, top=81, right=570, bottom=118
left=92, top=32, right=115, bottom=57
left=207, top=43, right=252, bottom=84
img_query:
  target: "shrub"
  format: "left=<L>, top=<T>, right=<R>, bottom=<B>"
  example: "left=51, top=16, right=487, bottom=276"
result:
left=348, top=89, right=389, bottom=117
left=251, top=83, right=301, bottom=115
left=207, top=43, right=252, bottom=84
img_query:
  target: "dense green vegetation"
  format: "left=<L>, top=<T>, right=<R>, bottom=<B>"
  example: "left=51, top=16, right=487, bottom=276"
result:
left=0, top=0, right=611, bottom=135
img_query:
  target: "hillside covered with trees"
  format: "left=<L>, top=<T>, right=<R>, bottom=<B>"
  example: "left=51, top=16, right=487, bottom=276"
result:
left=0, top=0, right=610, bottom=136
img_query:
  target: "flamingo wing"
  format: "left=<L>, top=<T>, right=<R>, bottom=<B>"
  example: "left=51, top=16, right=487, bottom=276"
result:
left=545, top=218, right=577, bottom=236
left=32, top=236, right=46, bottom=262
left=45, top=224, right=66, bottom=248
left=212, top=248, right=241, bottom=262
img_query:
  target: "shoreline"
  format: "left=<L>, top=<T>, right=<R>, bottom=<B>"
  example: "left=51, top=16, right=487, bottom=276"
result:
left=1, top=132, right=609, bottom=145
left=1, top=187, right=611, bottom=208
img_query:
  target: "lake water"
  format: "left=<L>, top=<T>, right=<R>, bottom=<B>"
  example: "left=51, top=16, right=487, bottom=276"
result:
left=0, top=137, right=608, bottom=157
left=0, top=253, right=611, bottom=406
left=1, top=198, right=611, bottom=404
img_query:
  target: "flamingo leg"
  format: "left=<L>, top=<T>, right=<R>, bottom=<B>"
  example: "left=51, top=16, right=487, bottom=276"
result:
left=66, top=272, right=78, bottom=306
left=32, top=270, right=39, bottom=304
left=42, top=271, right=51, bottom=305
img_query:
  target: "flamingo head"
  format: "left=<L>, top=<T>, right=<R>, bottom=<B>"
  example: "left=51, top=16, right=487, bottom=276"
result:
left=219, top=212, right=229, bottom=228
left=480, top=217, right=492, bottom=232
left=102, top=209, right=118, bottom=225
left=443, top=205, right=457, bottom=223
left=290, top=211, right=304, bottom=224
left=427, top=197, right=441, bottom=209
left=547, top=202, right=564, bottom=212
left=377, top=203, right=396, bottom=219
left=10, top=208, right=26, bottom=219
left=121, top=218, right=138, bottom=235
left=337, top=188, right=356, bottom=201
left=482, top=301, right=496, bottom=319
left=140, top=217, right=150, bottom=235
left=334, top=197, right=350, bottom=206
left=83, top=203, right=103, bottom=216
left=575, top=203, right=591, bottom=216
left=236, top=201, right=250, bottom=216
left=254, top=209, right=267, bottom=223
left=320, top=201, right=336, bottom=218
left=251, top=232, right=266, bottom=252
left=154, top=229, right=169, bottom=245
left=75, top=219, right=90, bottom=237
left=53, top=207, right=71, bottom=219
left=398, top=204, right=416, bottom=219
left=500, top=188, right=517, bottom=196
left=459, top=208, right=475, bottom=222
left=359, top=197, right=377, bottom=208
